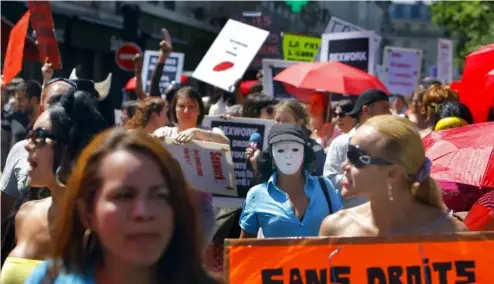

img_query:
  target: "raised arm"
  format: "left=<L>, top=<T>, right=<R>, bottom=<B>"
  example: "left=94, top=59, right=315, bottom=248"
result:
left=150, top=28, right=173, bottom=98
left=133, top=54, right=147, bottom=101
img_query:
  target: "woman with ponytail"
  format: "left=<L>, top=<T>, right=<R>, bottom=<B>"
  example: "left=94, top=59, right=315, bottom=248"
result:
left=0, top=90, right=107, bottom=284
left=320, top=115, right=467, bottom=237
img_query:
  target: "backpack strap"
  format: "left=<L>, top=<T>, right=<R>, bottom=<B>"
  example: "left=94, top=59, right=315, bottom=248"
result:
left=318, top=177, right=333, bottom=214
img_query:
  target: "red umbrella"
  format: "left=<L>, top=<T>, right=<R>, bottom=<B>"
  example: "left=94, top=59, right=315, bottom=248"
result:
left=273, top=61, right=389, bottom=96
left=464, top=190, right=494, bottom=231
left=423, top=122, right=494, bottom=188
left=463, top=43, right=494, bottom=79
left=460, top=43, right=494, bottom=123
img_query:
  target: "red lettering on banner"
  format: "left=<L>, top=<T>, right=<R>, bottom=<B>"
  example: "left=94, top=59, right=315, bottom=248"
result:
left=391, top=52, right=402, bottom=58
left=394, top=73, right=412, bottom=78
left=184, top=148, right=192, bottom=165
left=389, top=81, right=413, bottom=86
left=193, top=149, right=203, bottom=177
left=390, top=62, right=411, bottom=68
left=210, top=152, right=225, bottom=181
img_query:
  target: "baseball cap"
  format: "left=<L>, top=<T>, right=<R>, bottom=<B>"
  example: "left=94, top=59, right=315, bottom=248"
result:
left=268, top=124, right=307, bottom=145
left=347, top=89, right=389, bottom=117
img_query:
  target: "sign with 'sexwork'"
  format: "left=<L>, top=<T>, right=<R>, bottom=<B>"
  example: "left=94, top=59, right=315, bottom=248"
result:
left=202, top=116, right=275, bottom=198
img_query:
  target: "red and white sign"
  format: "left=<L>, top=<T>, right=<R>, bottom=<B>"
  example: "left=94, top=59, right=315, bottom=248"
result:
left=382, top=46, right=422, bottom=97
left=437, top=39, right=453, bottom=84
left=115, top=42, right=142, bottom=71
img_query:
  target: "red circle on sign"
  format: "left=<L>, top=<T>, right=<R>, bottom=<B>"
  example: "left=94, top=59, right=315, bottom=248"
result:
left=115, top=43, right=142, bottom=71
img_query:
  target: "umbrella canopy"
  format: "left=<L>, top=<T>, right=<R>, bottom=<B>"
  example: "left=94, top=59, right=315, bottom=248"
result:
left=273, top=61, right=389, bottom=96
left=464, top=190, right=494, bottom=231
left=423, top=122, right=494, bottom=188
left=459, top=43, right=494, bottom=123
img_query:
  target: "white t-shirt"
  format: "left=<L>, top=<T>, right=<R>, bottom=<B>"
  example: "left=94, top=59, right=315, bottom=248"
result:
left=1, top=140, right=29, bottom=200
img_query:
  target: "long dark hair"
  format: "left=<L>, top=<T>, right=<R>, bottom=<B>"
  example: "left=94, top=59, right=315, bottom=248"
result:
left=1, top=90, right=108, bottom=265
left=50, top=129, right=219, bottom=283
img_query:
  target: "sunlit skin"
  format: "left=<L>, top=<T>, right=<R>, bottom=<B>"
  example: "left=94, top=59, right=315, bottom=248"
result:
left=319, top=125, right=467, bottom=237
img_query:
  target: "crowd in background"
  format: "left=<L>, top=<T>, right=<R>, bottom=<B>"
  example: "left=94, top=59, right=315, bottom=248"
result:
left=1, top=34, right=493, bottom=283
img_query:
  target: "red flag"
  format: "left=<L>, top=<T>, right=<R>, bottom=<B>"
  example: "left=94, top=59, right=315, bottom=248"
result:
left=28, top=1, right=62, bottom=69
left=2, top=11, right=31, bottom=86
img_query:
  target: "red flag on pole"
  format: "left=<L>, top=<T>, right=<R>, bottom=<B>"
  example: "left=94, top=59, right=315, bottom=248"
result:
left=2, top=11, right=31, bottom=86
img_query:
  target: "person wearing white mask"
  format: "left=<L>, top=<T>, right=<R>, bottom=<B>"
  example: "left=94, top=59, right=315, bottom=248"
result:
left=239, top=124, right=342, bottom=238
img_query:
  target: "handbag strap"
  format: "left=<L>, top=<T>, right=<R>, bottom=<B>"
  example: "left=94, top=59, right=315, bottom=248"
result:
left=318, top=177, right=333, bottom=214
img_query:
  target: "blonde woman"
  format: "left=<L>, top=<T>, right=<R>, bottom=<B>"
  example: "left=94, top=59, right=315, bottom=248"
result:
left=320, top=115, right=467, bottom=237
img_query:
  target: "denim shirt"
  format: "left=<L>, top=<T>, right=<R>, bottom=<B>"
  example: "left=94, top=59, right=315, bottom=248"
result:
left=239, top=171, right=343, bottom=238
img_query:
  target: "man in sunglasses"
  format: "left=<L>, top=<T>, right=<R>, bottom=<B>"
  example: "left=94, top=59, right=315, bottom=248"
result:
left=323, top=89, right=391, bottom=208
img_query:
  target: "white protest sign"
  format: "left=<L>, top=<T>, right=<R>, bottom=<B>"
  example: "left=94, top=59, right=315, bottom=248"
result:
left=437, top=39, right=453, bottom=84
left=193, top=19, right=269, bottom=92
left=141, top=50, right=184, bottom=94
left=315, top=16, right=381, bottom=62
left=382, top=46, right=422, bottom=97
left=202, top=115, right=275, bottom=198
left=262, top=59, right=303, bottom=99
left=163, top=138, right=237, bottom=197
left=320, top=31, right=377, bottom=74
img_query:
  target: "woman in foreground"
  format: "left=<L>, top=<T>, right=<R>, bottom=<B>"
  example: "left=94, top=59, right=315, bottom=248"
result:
left=26, top=129, right=221, bottom=283
left=320, top=115, right=467, bottom=237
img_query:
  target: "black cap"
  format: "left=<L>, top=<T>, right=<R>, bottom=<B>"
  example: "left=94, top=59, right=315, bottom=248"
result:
left=347, top=89, right=389, bottom=117
left=268, top=124, right=307, bottom=145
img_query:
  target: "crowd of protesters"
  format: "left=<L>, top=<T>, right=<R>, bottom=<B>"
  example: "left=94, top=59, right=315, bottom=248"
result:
left=1, top=30, right=493, bottom=284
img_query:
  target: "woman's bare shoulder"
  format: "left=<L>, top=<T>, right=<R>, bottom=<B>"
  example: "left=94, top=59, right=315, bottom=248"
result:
left=319, top=209, right=355, bottom=237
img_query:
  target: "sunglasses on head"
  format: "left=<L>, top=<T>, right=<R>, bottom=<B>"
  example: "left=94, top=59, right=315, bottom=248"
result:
left=28, top=128, right=60, bottom=147
left=347, top=144, right=393, bottom=168
left=46, top=78, right=78, bottom=90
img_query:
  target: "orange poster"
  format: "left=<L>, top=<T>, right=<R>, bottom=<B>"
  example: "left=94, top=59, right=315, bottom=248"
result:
left=28, top=1, right=62, bottom=69
left=2, top=11, right=31, bottom=86
left=225, top=232, right=494, bottom=283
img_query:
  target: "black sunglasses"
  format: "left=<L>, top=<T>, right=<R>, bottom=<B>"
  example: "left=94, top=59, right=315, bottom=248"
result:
left=46, top=78, right=78, bottom=90
left=347, top=144, right=393, bottom=168
left=334, top=112, right=346, bottom=118
left=28, top=128, right=60, bottom=147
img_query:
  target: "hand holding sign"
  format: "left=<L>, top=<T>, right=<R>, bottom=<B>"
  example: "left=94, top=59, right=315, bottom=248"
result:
left=41, top=57, right=54, bottom=83
left=159, top=28, right=173, bottom=59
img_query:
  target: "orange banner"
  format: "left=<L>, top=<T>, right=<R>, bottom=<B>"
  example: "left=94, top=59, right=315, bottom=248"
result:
left=2, top=11, right=31, bottom=86
left=28, top=1, right=62, bottom=69
left=225, top=232, right=494, bottom=284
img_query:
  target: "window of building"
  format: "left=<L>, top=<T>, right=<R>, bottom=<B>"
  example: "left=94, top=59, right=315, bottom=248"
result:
left=411, top=4, right=420, bottom=19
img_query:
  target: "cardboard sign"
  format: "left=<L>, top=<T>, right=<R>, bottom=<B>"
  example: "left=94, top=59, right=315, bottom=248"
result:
left=193, top=19, right=269, bottom=92
left=261, top=59, right=302, bottom=100
left=28, top=1, right=62, bottom=69
left=383, top=46, right=423, bottom=97
left=225, top=232, right=494, bottom=283
left=2, top=11, right=31, bottom=86
left=202, top=116, right=275, bottom=197
left=437, top=39, right=453, bottom=84
left=163, top=138, right=236, bottom=196
left=320, top=31, right=377, bottom=74
left=282, top=33, right=320, bottom=62
left=141, top=50, right=185, bottom=94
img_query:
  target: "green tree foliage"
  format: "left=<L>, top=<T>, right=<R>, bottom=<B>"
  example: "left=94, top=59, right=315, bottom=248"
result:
left=431, top=1, right=494, bottom=70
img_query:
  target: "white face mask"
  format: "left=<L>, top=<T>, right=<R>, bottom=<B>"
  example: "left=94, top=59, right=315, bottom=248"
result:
left=271, top=141, right=304, bottom=176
